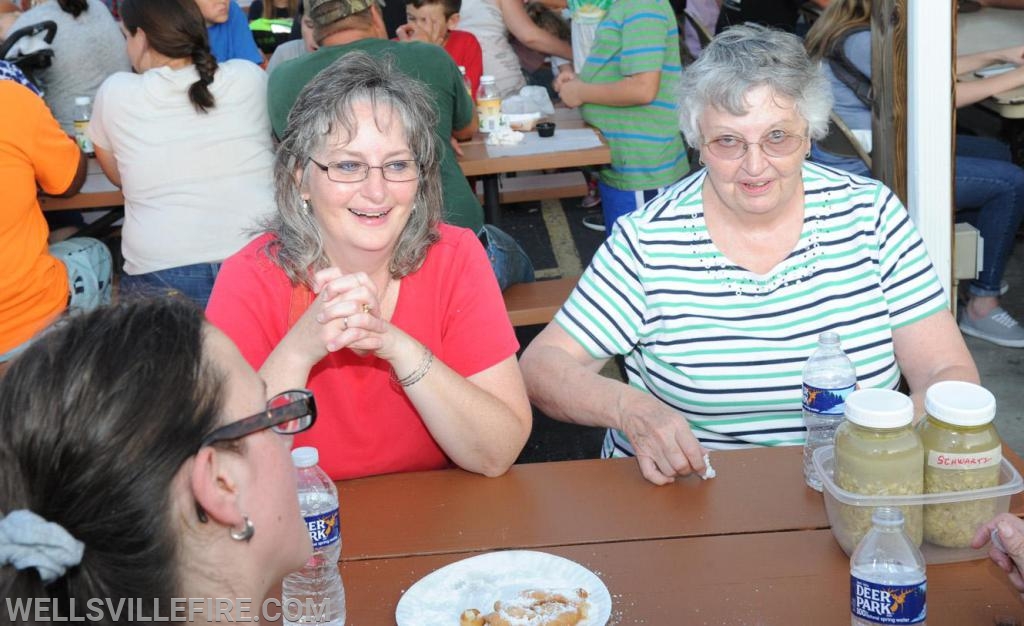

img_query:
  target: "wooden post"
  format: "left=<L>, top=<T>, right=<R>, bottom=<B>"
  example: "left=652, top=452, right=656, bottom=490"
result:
left=871, top=0, right=907, bottom=203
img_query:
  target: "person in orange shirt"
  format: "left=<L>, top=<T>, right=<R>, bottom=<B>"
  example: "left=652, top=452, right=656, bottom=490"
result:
left=0, top=63, right=112, bottom=373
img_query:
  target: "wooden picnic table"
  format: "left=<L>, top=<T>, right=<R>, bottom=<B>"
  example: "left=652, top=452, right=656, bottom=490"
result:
left=335, top=446, right=1024, bottom=625
left=457, top=108, right=611, bottom=224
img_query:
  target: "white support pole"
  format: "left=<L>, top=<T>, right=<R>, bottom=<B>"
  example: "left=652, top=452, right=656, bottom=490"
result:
left=906, top=0, right=954, bottom=301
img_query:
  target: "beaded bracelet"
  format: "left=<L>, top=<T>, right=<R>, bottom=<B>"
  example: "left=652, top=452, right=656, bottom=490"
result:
left=392, top=346, right=434, bottom=387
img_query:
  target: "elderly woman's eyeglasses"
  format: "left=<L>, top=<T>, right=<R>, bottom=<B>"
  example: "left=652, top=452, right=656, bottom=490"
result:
left=199, top=389, right=317, bottom=448
left=702, top=130, right=807, bottom=160
left=308, top=157, right=420, bottom=183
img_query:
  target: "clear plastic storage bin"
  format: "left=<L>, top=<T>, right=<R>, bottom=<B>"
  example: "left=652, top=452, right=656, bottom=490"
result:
left=813, top=445, right=1023, bottom=564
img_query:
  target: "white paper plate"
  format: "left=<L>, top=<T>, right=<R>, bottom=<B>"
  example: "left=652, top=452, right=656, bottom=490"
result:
left=395, top=550, right=611, bottom=626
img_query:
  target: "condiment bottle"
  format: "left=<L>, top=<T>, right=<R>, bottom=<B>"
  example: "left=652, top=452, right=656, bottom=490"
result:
left=73, top=95, right=94, bottom=157
left=476, top=75, right=501, bottom=134
left=921, top=380, right=1001, bottom=548
left=834, top=388, right=924, bottom=551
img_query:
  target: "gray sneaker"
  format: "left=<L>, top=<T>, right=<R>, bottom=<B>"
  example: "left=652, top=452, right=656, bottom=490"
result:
left=959, top=307, right=1024, bottom=348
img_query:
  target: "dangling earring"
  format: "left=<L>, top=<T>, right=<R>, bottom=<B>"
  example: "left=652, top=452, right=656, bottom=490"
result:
left=229, top=516, right=255, bottom=542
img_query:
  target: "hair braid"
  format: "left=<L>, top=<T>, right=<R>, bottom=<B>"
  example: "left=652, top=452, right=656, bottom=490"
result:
left=188, top=46, right=218, bottom=113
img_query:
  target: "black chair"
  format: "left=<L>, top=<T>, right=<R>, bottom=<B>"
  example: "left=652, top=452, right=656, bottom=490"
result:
left=0, top=20, right=57, bottom=90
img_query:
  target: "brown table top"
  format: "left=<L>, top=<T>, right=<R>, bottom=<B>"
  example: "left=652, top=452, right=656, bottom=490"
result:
left=337, top=445, right=1024, bottom=624
left=343, top=530, right=1024, bottom=625
left=338, top=447, right=830, bottom=562
left=457, top=108, right=611, bottom=178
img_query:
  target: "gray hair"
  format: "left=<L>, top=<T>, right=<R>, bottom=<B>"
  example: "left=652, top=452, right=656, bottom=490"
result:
left=265, top=51, right=442, bottom=286
left=678, top=23, right=833, bottom=148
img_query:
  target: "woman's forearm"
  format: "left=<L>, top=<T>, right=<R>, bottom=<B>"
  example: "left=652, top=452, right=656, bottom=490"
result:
left=402, top=353, right=532, bottom=477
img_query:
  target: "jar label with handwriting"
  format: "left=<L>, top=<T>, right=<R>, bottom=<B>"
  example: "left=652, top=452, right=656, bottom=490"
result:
left=851, top=576, right=926, bottom=624
left=927, top=447, right=1002, bottom=470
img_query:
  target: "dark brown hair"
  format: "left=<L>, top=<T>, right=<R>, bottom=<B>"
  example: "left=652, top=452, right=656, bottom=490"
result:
left=57, top=0, right=88, bottom=18
left=120, top=0, right=219, bottom=113
left=407, top=0, right=460, bottom=19
left=0, top=298, right=226, bottom=623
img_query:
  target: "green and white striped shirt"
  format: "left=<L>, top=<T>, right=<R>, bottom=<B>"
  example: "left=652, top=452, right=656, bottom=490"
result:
left=579, top=0, right=689, bottom=191
left=554, top=162, right=947, bottom=456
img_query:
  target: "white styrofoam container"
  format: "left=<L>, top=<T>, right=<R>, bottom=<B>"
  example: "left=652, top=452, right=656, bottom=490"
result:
left=813, top=445, right=1023, bottom=564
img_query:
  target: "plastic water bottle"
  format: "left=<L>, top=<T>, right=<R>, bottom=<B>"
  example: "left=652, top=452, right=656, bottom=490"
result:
left=803, top=331, right=857, bottom=491
left=458, top=65, right=473, bottom=99
left=73, top=96, right=94, bottom=156
left=282, top=447, right=346, bottom=626
left=851, top=507, right=926, bottom=625
left=476, top=75, right=501, bottom=134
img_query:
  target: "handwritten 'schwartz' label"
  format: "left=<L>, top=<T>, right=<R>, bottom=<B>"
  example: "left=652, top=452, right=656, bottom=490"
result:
left=927, top=447, right=1002, bottom=470
left=851, top=577, right=926, bottom=624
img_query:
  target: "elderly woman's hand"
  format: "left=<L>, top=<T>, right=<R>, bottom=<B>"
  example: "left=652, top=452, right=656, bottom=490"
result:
left=619, top=393, right=707, bottom=485
left=972, top=513, right=1024, bottom=600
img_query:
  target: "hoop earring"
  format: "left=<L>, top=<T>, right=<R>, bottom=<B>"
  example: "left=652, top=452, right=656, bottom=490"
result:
left=229, top=516, right=255, bottom=542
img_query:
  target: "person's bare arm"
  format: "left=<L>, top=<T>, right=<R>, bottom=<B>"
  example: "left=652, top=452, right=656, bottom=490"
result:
left=891, top=308, right=979, bottom=420
left=956, top=46, right=1024, bottom=106
left=93, top=144, right=122, bottom=188
left=977, top=0, right=1024, bottom=8
left=52, top=148, right=87, bottom=197
left=499, top=0, right=572, bottom=60
left=520, top=322, right=707, bottom=485
left=555, top=70, right=661, bottom=108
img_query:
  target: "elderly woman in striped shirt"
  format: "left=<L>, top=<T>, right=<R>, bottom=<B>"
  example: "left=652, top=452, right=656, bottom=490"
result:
left=520, top=24, right=978, bottom=486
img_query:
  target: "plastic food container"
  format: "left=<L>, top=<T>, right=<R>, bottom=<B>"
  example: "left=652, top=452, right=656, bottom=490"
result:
left=813, top=445, right=1022, bottom=564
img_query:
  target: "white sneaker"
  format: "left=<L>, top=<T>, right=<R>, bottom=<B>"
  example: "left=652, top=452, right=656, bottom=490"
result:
left=959, top=307, right=1024, bottom=348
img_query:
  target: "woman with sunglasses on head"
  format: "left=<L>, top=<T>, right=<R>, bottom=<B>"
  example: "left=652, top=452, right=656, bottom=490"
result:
left=207, top=52, right=531, bottom=481
left=0, top=297, right=316, bottom=624
left=520, top=24, right=978, bottom=486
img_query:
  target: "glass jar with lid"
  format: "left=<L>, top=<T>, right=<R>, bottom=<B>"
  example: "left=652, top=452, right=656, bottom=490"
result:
left=834, top=388, right=924, bottom=549
left=921, top=380, right=1001, bottom=547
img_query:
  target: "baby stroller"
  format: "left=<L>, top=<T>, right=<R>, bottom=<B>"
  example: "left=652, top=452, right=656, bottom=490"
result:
left=0, top=20, right=57, bottom=92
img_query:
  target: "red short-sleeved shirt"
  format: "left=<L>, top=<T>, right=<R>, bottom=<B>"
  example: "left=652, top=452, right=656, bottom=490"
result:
left=206, top=224, right=519, bottom=480
left=446, top=29, right=484, bottom=96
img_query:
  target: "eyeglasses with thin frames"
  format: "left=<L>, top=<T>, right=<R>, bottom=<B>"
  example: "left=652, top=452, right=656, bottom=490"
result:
left=199, top=389, right=317, bottom=448
left=308, top=157, right=420, bottom=183
left=702, top=130, right=807, bottom=161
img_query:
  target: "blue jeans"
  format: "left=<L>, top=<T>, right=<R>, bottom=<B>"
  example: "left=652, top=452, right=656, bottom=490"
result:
left=120, top=262, right=222, bottom=309
left=479, top=224, right=534, bottom=291
left=599, top=181, right=668, bottom=235
left=954, top=135, right=1024, bottom=298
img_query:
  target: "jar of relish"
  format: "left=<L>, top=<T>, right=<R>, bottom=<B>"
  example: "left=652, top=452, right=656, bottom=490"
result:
left=834, top=388, right=923, bottom=551
left=921, top=380, right=1001, bottom=547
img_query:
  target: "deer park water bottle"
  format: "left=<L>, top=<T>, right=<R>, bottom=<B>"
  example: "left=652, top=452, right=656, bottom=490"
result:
left=73, top=95, right=94, bottom=157
left=282, top=447, right=346, bottom=625
left=803, top=331, right=857, bottom=491
left=851, top=506, right=926, bottom=625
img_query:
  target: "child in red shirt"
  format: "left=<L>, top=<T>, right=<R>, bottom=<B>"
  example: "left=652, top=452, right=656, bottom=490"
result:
left=396, top=0, right=483, bottom=95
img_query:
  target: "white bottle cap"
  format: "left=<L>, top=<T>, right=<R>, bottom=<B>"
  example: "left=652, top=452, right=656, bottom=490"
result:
left=291, top=446, right=319, bottom=468
left=844, top=388, right=914, bottom=429
left=924, top=380, right=996, bottom=426
left=75, top=96, right=91, bottom=106
left=480, top=75, right=495, bottom=83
